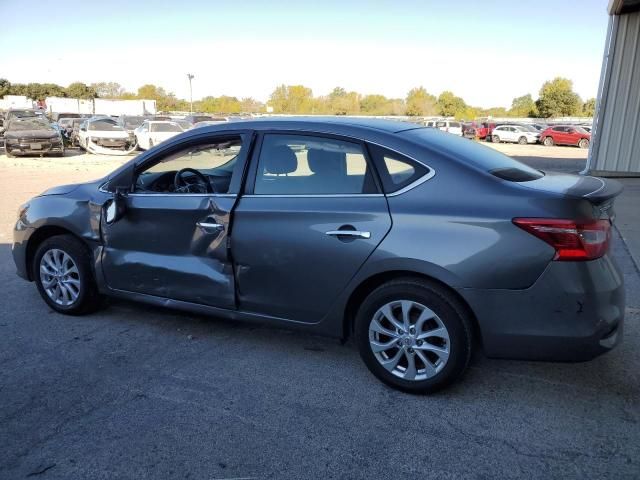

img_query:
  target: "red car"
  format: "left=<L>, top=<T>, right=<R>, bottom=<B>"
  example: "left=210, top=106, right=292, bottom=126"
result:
left=540, top=125, right=591, bottom=148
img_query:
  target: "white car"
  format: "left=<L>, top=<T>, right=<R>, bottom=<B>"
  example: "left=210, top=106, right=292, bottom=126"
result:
left=134, top=120, right=184, bottom=150
left=78, top=118, right=131, bottom=152
left=434, top=120, right=463, bottom=136
left=491, top=125, right=540, bottom=145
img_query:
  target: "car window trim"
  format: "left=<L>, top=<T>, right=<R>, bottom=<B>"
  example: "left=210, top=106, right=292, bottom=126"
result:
left=244, top=130, right=384, bottom=197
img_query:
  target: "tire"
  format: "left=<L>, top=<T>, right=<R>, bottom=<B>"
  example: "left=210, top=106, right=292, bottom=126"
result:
left=5, top=142, right=14, bottom=157
left=33, top=234, right=104, bottom=315
left=518, top=136, right=527, bottom=145
left=543, top=136, right=554, bottom=147
left=355, top=278, right=473, bottom=394
left=148, top=138, right=154, bottom=149
left=492, top=135, right=500, bottom=143
left=578, top=138, right=589, bottom=149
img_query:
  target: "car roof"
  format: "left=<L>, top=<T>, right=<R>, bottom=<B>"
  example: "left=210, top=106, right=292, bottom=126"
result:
left=190, top=116, right=423, bottom=135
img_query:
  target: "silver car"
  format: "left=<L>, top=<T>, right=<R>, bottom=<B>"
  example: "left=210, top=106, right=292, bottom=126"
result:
left=12, top=118, right=625, bottom=393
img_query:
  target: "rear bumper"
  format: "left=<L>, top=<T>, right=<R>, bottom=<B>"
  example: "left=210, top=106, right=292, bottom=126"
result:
left=457, top=254, right=625, bottom=362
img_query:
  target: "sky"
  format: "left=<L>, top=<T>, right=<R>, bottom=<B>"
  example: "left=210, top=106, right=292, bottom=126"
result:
left=0, top=0, right=610, bottom=108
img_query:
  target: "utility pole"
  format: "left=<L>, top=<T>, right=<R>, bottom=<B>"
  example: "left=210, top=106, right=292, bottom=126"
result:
left=187, top=73, right=194, bottom=113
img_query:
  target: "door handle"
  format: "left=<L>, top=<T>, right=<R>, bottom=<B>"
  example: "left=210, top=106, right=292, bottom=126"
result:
left=325, top=230, right=371, bottom=239
left=197, top=222, right=224, bottom=232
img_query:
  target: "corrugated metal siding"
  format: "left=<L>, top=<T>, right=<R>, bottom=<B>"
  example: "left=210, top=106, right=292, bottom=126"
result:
left=591, top=11, right=640, bottom=175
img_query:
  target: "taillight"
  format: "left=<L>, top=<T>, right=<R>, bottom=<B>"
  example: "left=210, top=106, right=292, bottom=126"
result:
left=513, top=218, right=611, bottom=261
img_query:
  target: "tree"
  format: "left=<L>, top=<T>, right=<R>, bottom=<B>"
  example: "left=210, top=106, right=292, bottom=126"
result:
left=66, top=82, right=97, bottom=99
left=405, top=87, right=437, bottom=116
left=536, top=77, right=581, bottom=118
left=0, top=78, right=11, bottom=97
left=240, top=97, right=264, bottom=113
left=137, top=84, right=167, bottom=100
left=582, top=98, right=596, bottom=117
left=91, top=82, right=125, bottom=98
left=509, top=94, right=537, bottom=117
left=269, top=84, right=314, bottom=113
left=327, top=87, right=360, bottom=115
left=360, top=94, right=390, bottom=115
left=197, top=95, right=242, bottom=114
left=437, top=91, right=466, bottom=117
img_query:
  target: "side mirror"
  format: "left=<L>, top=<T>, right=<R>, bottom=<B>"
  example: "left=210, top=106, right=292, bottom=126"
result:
left=103, top=189, right=127, bottom=224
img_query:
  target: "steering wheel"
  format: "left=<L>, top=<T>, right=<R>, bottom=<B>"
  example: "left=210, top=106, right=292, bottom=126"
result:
left=174, top=168, right=213, bottom=193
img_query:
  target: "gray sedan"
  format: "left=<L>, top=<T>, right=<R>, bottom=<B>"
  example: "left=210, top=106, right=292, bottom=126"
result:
left=12, top=118, right=625, bottom=393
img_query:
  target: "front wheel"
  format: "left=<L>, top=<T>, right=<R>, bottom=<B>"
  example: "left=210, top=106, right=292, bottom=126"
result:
left=578, top=138, right=590, bottom=149
left=543, top=136, right=554, bottom=146
left=492, top=135, right=500, bottom=143
left=355, top=278, right=473, bottom=393
left=33, top=234, right=104, bottom=315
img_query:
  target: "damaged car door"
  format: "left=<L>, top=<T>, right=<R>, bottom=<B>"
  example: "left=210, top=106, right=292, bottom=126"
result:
left=100, top=133, right=251, bottom=308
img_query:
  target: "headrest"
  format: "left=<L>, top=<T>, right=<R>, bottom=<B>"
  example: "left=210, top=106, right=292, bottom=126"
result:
left=307, top=149, right=346, bottom=175
left=262, top=145, right=297, bottom=174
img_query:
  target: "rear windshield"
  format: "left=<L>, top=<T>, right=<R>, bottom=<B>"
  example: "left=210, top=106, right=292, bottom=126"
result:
left=400, top=128, right=544, bottom=182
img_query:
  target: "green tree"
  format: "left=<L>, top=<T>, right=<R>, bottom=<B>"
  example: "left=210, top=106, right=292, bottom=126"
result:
left=405, top=87, right=437, bottom=116
left=197, top=95, right=242, bottom=114
left=582, top=98, right=596, bottom=117
left=240, top=97, right=264, bottom=113
left=137, top=84, right=167, bottom=100
left=360, top=94, right=390, bottom=115
left=66, top=82, right=97, bottom=99
left=509, top=94, right=537, bottom=117
left=269, top=84, right=314, bottom=113
left=90, top=81, right=125, bottom=98
left=536, top=77, right=581, bottom=118
left=0, top=78, right=11, bottom=97
left=327, top=87, right=360, bottom=115
left=437, top=91, right=467, bottom=117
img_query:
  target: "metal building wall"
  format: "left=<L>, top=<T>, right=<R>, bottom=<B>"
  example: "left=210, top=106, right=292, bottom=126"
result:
left=588, top=11, right=640, bottom=176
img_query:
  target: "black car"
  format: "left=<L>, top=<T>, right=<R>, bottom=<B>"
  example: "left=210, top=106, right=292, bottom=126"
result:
left=4, top=117, right=64, bottom=157
left=117, top=115, right=148, bottom=142
left=183, top=114, right=217, bottom=125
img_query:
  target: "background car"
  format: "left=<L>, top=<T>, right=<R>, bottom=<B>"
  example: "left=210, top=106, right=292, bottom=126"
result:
left=491, top=124, right=540, bottom=144
left=540, top=125, right=591, bottom=148
left=183, top=114, right=218, bottom=125
left=78, top=117, right=131, bottom=152
left=3, top=117, right=64, bottom=157
left=435, top=120, right=463, bottom=136
left=134, top=120, right=184, bottom=150
left=117, top=115, right=147, bottom=143
left=192, top=118, right=230, bottom=129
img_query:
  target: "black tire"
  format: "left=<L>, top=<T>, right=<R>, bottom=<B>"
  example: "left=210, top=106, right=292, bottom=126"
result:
left=578, top=138, right=589, bottom=149
left=148, top=138, right=154, bottom=149
left=518, top=136, right=527, bottom=145
left=5, top=142, right=14, bottom=157
left=492, top=135, right=500, bottom=143
left=33, top=234, right=104, bottom=315
left=355, top=278, right=473, bottom=394
left=543, top=136, right=554, bottom=147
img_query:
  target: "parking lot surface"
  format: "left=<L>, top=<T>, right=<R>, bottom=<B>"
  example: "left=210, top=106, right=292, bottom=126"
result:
left=1, top=145, right=639, bottom=479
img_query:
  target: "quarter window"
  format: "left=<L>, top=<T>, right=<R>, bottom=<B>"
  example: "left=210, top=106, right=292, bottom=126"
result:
left=254, top=134, right=378, bottom=195
left=367, top=144, right=429, bottom=193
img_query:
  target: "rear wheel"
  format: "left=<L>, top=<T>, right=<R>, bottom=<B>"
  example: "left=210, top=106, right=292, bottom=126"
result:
left=492, top=135, right=500, bottom=143
left=518, top=136, right=527, bottom=145
left=543, top=136, right=554, bottom=146
left=148, top=138, right=154, bottom=149
left=578, top=138, right=589, bottom=149
left=33, top=234, right=104, bottom=315
left=355, top=278, right=473, bottom=393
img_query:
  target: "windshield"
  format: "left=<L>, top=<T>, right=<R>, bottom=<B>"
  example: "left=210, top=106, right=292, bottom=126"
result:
left=574, top=126, right=589, bottom=134
left=8, top=118, right=52, bottom=131
left=519, top=125, right=539, bottom=132
left=151, top=122, right=183, bottom=132
left=123, top=116, right=146, bottom=129
left=88, top=119, right=123, bottom=131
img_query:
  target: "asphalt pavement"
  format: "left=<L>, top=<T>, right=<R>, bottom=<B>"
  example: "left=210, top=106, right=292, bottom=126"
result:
left=0, top=154, right=639, bottom=480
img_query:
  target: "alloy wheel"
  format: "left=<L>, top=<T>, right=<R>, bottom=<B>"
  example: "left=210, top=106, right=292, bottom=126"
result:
left=368, top=300, right=450, bottom=381
left=39, top=248, right=81, bottom=306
